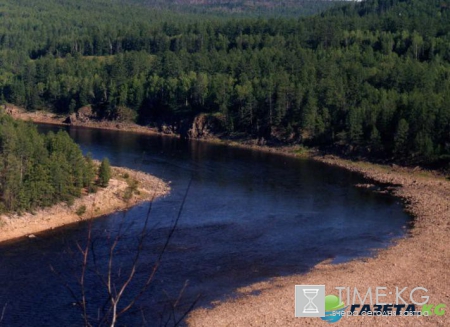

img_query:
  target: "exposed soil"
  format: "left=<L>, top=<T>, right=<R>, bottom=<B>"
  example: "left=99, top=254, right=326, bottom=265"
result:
left=187, top=155, right=450, bottom=326
left=0, top=165, right=169, bottom=244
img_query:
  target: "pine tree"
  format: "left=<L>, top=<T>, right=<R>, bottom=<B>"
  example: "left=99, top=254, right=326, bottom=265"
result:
left=98, top=158, right=112, bottom=187
left=83, top=153, right=97, bottom=192
left=394, top=119, right=409, bottom=157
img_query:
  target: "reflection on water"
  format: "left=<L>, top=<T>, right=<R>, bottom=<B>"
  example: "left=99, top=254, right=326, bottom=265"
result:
left=0, top=125, right=411, bottom=326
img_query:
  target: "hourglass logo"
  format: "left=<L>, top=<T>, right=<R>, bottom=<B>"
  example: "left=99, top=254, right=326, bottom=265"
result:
left=295, top=285, right=325, bottom=317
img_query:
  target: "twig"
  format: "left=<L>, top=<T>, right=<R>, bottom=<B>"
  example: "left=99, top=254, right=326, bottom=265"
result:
left=94, top=175, right=167, bottom=326
left=116, top=177, right=193, bottom=319
left=173, top=294, right=201, bottom=327
left=55, top=161, right=194, bottom=326
left=0, top=303, right=7, bottom=324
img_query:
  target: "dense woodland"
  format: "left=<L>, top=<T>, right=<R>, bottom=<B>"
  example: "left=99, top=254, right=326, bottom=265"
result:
left=1, top=0, right=450, bottom=164
left=0, top=115, right=96, bottom=212
left=131, top=0, right=341, bottom=16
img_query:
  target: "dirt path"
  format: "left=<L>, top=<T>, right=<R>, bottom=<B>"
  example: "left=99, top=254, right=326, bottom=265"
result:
left=187, top=156, right=450, bottom=326
left=0, top=166, right=169, bottom=244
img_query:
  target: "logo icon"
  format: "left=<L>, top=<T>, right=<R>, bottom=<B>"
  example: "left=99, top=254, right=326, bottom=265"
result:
left=303, top=289, right=320, bottom=313
left=295, top=285, right=325, bottom=317
left=321, top=295, right=346, bottom=323
left=295, top=285, right=346, bottom=323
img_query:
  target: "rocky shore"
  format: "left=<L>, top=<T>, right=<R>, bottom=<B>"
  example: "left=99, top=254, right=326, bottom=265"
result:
left=3, top=104, right=171, bottom=137
left=0, top=166, right=169, bottom=244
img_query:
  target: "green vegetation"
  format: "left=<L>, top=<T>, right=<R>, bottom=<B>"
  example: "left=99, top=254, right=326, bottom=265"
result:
left=130, top=0, right=341, bottom=17
left=0, top=114, right=96, bottom=212
left=76, top=205, right=87, bottom=217
left=84, top=153, right=97, bottom=192
left=0, top=0, right=450, bottom=164
left=123, top=178, right=139, bottom=201
left=98, top=158, right=112, bottom=187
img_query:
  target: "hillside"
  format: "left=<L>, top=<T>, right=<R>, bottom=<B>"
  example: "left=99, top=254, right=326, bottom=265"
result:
left=133, top=0, right=342, bottom=16
left=325, top=0, right=450, bottom=34
left=1, top=0, right=450, bottom=166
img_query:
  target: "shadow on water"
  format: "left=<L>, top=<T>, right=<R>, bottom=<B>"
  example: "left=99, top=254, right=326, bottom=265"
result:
left=0, top=124, right=412, bottom=326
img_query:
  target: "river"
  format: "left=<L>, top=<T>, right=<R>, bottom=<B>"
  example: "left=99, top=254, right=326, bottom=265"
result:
left=0, top=125, right=411, bottom=326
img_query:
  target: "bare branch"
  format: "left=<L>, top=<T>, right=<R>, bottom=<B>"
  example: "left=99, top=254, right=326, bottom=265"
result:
left=63, top=166, right=195, bottom=326
left=80, top=221, right=93, bottom=327
left=0, top=303, right=7, bottom=324
left=161, top=279, right=200, bottom=327
left=117, top=178, right=193, bottom=318
left=173, top=294, right=201, bottom=327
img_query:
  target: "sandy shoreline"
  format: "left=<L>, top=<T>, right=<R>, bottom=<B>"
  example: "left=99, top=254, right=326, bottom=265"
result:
left=187, top=156, right=450, bottom=326
left=0, top=166, right=169, bottom=244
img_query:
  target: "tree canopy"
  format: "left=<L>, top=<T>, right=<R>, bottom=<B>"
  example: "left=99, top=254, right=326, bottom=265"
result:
left=0, top=114, right=96, bottom=212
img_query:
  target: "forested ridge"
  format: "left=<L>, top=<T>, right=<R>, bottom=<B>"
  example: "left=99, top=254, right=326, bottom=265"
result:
left=1, top=0, right=450, bottom=165
left=130, top=0, right=341, bottom=16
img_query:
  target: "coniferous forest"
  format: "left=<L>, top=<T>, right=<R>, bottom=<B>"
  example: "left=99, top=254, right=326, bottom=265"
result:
left=0, top=115, right=96, bottom=212
left=1, top=0, right=450, bottom=165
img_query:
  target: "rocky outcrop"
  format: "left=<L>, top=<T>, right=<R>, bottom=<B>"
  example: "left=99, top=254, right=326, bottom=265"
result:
left=188, top=114, right=224, bottom=139
left=64, top=105, right=95, bottom=124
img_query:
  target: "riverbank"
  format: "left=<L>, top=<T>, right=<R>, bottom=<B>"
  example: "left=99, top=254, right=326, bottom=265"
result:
left=7, top=106, right=450, bottom=325
left=4, top=105, right=176, bottom=137
left=187, top=155, right=450, bottom=326
left=0, top=165, right=169, bottom=244
left=4, top=105, right=313, bottom=154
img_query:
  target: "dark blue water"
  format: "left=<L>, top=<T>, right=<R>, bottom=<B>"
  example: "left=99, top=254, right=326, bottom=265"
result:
left=0, top=125, right=411, bottom=326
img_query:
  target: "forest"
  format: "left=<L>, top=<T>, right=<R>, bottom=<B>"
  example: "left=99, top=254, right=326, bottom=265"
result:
left=1, top=0, right=450, bottom=165
left=0, top=114, right=96, bottom=212
left=129, top=0, right=341, bottom=16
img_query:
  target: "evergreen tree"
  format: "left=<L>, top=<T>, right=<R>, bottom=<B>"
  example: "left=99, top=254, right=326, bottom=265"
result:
left=98, top=158, right=112, bottom=187
left=394, top=119, right=409, bottom=157
left=83, top=153, right=97, bottom=192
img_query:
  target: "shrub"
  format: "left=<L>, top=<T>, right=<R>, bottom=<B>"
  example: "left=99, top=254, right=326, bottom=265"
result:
left=76, top=205, right=86, bottom=217
left=123, top=178, right=139, bottom=201
left=66, top=196, right=75, bottom=207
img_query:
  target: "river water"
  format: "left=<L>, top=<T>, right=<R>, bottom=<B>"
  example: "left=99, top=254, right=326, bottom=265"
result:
left=0, top=125, right=411, bottom=326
